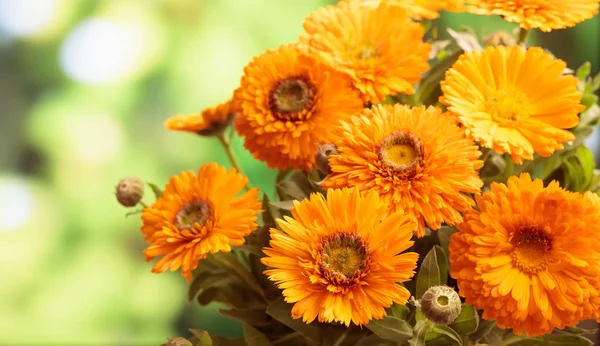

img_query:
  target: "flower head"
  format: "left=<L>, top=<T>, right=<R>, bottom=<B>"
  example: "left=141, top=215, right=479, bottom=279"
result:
left=466, top=0, right=599, bottom=32
left=262, top=188, right=418, bottom=326
left=301, top=2, right=431, bottom=103
left=441, top=45, right=584, bottom=164
left=450, top=174, right=600, bottom=336
left=165, top=100, right=236, bottom=136
left=235, top=44, right=363, bottom=171
left=339, top=0, right=464, bottom=19
left=322, top=104, right=483, bottom=237
left=141, top=163, right=261, bottom=281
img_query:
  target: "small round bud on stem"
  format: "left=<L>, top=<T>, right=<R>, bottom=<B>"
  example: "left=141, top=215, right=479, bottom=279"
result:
left=420, top=285, right=461, bottom=325
left=165, top=337, right=192, bottom=346
left=115, top=177, right=145, bottom=207
left=315, top=144, right=339, bottom=175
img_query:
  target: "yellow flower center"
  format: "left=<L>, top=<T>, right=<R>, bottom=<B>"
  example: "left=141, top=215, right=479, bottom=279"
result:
left=269, top=77, right=316, bottom=120
left=175, top=201, right=211, bottom=230
left=357, top=45, right=377, bottom=60
left=485, top=89, right=528, bottom=126
left=320, top=233, right=368, bottom=283
left=378, top=131, right=424, bottom=177
left=510, top=226, right=552, bottom=275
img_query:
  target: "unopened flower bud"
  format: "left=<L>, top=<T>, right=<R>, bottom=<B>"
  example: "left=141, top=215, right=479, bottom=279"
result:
left=165, top=337, right=192, bottom=346
left=115, top=177, right=145, bottom=207
left=420, top=285, right=461, bottom=325
left=315, top=144, right=339, bottom=175
left=483, top=31, right=516, bottom=47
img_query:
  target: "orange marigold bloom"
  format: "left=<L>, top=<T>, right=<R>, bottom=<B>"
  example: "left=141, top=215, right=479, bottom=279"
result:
left=322, top=104, right=483, bottom=237
left=235, top=44, right=363, bottom=171
left=450, top=174, right=600, bottom=336
left=441, top=45, right=584, bottom=165
left=339, top=0, right=464, bottom=19
left=466, top=0, right=599, bottom=32
left=141, top=163, right=261, bottom=281
left=164, top=100, right=235, bottom=136
left=262, top=188, right=418, bottom=326
left=301, top=2, right=431, bottom=103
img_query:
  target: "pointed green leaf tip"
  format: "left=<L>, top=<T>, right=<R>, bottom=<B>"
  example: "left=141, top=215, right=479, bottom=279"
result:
left=243, top=323, right=272, bottom=346
left=366, top=316, right=413, bottom=344
left=415, top=245, right=448, bottom=298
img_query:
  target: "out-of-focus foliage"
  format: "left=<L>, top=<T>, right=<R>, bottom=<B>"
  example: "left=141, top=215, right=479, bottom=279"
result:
left=0, top=0, right=597, bottom=344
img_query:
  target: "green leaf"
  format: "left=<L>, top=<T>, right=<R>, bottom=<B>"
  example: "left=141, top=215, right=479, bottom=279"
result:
left=220, top=308, right=272, bottom=327
left=592, top=71, right=600, bottom=92
left=540, top=334, right=593, bottom=345
left=415, top=245, right=448, bottom=298
left=209, top=252, right=263, bottom=296
left=266, top=297, right=321, bottom=342
left=188, top=270, right=234, bottom=302
left=366, top=316, right=413, bottom=343
left=269, top=200, right=295, bottom=211
left=414, top=49, right=462, bottom=106
left=581, top=94, right=599, bottom=110
left=260, top=194, right=278, bottom=227
left=355, top=335, right=395, bottom=346
left=564, top=326, right=599, bottom=335
left=576, top=62, right=591, bottom=81
left=448, top=303, right=479, bottom=335
left=243, top=323, right=272, bottom=346
left=148, top=182, right=162, bottom=199
left=197, top=287, right=218, bottom=305
left=470, top=320, right=496, bottom=343
left=190, top=330, right=213, bottom=346
left=436, top=226, right=457, bottom=256
left=427, top=325, right=463, bottom=346
left=389, top=304, right=410, bottom=320
left=409, top=320, right=432, bottom=346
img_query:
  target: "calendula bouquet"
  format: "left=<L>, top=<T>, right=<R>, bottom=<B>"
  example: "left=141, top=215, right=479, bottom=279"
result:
left=115, top=0, right=600, bottom=345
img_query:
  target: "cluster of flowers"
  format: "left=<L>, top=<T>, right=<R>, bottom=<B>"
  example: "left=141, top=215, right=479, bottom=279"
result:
left=116, top=0, right=600, bottom=344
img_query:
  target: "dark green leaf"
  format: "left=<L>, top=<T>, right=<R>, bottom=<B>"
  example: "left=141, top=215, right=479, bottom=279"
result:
left=366, top=316, right=413, bottom=343
left=390, top=304, right=410, bottom=320
left=188, top=271, right=234, bottom=302
left=576, top=62, right=591, bottom=81
left=564, top=326, right=599, bottom=335
left=409, top=320, right=432, bottom=346
left=415, top=245, right=448, bottom=298
left=581, top=94, right=598, bottom=110
left=321, top=327, right=350, bottom=346
left=220, top=308, right=272, bottom=327
left=414, top=50, right=462, bottom=106
left=148, top=182, right=162, bottom=199
left=483, top=324, right=506, bottom=345
left=355, top=335, right=395, bottom=346
left=437, top=226, right=458, bottom=256
left=261, top=194, right=278, bottom=227
left=209, top=253, right=263, bottom=296
left=540, top=334, right=593, bottom=345
left=448, top=303, right=479, bottom=336
left=592, top=71, right=600, bottom=92
left=269, top=200, right=295, bottom=211
left=266, top=297, right=321, bottom=342
left=427, top=325, right=463, bottom=346
left=243, top=323, right=272, bottom=346
left=197, top=287, right=218, bottom=305
left=470, top=320, right=496, bottom=343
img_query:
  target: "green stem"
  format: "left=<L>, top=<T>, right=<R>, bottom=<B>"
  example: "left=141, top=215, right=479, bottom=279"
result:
left=517, top=27, right=530, bottom=45
left=139, top=201, right=150, bottom=208
left=217, top=132, right=252, bottom=191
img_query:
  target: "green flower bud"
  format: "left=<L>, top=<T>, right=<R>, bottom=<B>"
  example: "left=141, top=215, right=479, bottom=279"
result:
left=315, top=143, right=339, bottom=175
left=115, top=177, right=145, bottom=207
left=420, top=285, right=461, bottom=325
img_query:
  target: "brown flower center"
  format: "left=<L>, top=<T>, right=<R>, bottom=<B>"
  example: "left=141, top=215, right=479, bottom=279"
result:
left=319, top=233, right=368, bottom=284
left=510, top=226, right=552, bottom=274
left=269, top=77, right=316, bottom=121
left=485, top=89, right=528, bottom=126
left=378, top=131, right=424, bottom=177
left=175, top=200, right=211, bottom=230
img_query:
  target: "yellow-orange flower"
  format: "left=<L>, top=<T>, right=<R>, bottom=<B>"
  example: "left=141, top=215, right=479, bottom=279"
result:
left=322, top=104, right=483, bottom=237
left=301, top=2, right=431, bottom=103
left=466, top=0, right=599, bottom=32
left=339, top=0, right=464, bottom=19
left=235, top=44, right=363, bottom=171
left=441, top=45, right=584, bottom=164
left=262, top=188, right=418, bottom=326
left=141, top=163, right=261, bottom=281
left=165, top=100, right=235, bottom=136
left=450, top=174, right=600, bottom=336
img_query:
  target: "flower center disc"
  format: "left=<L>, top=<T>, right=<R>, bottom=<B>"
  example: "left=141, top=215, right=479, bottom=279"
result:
left=485, top=89, right=528, bottom=126
left=378, top=131, right=424, bottom=176
left=175, top=201, right=211, bottom=230
left=269, top=77, right=315, bottom=120
left=320, top=233, right=368, bottom=282
left=510, top=226, right=552, bottom=274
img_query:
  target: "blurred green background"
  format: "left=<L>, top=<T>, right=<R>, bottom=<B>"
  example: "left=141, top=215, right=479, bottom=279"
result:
left=0, top=0, right=597, bottom=344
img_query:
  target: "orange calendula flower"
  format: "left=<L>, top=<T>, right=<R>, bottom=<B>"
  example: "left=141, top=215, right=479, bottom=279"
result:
left=262, top=188, right=418, bottom=326
left=450, top=174, right=600, bottom=336
left=466, top=0, right=599, bottom=32
left=339, top=0, right=464, bottom=19
left=235, top=44, right=363, bottom=171
left=141, top=163, right=261, bottom=281
left=322, top=104, right=483, bottom=237
left=165, top=100, right=235, bottom=136
left=301, top=2, right=431, bottom=103
left=441, top=45, right=584, bottom=164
